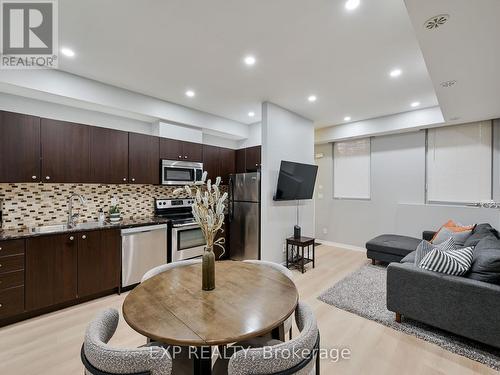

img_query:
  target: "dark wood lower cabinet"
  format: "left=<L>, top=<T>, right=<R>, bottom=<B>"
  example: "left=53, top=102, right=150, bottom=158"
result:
left=0, top=286, right=24, bottom=319
left=77, top=229, right=121, bottom=297
left=26, top=234, right=78, bottom=310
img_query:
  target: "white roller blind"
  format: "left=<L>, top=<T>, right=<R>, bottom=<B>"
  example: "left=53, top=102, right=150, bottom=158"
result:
left=427, top=121, right=492, bottom=203
left=333, top=138, right=371, bottom=199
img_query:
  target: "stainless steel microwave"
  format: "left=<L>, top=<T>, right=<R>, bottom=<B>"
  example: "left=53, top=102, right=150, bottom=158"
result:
left=161, top=159, right=203, bottom=185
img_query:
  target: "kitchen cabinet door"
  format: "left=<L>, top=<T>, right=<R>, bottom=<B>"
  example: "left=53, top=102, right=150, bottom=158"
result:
left=26, top=234, right=78, bottom=310
left=0, top=111, right=41, bottom=183
left=41, top=119, right=91, bottom=183
left=182, top=141, right=203, bottom=162
left=77, top=229, right=120, bottom=297
left=159, top=138, right=183, bottom=161
left=202, top=145, right=220, bottom=181
left=219, top=148, right=235, bottom=184
left=90, top=127, right=129, bottom=183
left=129, top=133, right=160, bottom=184
left=245, top=146, right=261, bottom=172
left=235, top=148, right=246, bottom=173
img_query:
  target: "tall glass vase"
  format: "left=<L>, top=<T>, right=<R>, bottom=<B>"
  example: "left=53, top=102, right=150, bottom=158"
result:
left=202, top=246, right=215, bottom=291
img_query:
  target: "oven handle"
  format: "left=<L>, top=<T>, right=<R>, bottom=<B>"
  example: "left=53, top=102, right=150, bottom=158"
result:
left=173, top=223, right=200, bottom=229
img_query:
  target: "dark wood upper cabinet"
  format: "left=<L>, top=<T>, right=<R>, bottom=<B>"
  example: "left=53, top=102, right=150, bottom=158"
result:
left=159, top=138, right=183, bottom=160
left=90, top=127, right=129, bottom=184
left=219, top=148, right=235, bottom=184
left=235, top=148, right=246, bottom=174
left=128, top=133, right=160, bottom=184
left=41, top=119, right=91, bottom=183
left=245, top=146, right=261, bottom=172
left=160, top=138, right=203, bottom=162
left=202, top=144, right=220, bottom=181
left=25, top=234, right=78, bottom=310
left=0, top=111, right=41, bottom=183
left=77, top=229, right=120, bottom=298
left=183, top=141, right=203, bottom=162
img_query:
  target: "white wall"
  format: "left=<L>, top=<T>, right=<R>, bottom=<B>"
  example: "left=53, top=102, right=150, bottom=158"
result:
left=238, top=122, right=262, bottom=149
left=315, top=130, right=500, bottom=248
left=261, top=102, right=315, bottom=263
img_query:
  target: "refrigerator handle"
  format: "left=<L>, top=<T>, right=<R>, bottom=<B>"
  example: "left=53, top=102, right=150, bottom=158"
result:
left=229, top=176, right=234, bottom=222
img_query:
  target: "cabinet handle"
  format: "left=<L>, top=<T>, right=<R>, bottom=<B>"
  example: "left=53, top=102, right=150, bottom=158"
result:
left=82, top=235, right=87, bottom=240
left=0, top=304, right=2, bottom=308
left=0, top=263, right=2, bottom=268
left=178, top=155, right=182, bottom=159
left=184, top=155, right=188, bottom=159
left=32, top=175, right=37, bottom=180
left=131, top=178, right=135, bottom=182
left=123, top=178, right=127, bottom=182
left=45, top=176, right=50, bottom=180
left=0, top=247, right=2, bottom=251
left=69, top=236, right=74, bottom=241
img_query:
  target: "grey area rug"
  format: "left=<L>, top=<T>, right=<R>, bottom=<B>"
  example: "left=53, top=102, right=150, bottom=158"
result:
left=318, top=264, right=500, bottom=371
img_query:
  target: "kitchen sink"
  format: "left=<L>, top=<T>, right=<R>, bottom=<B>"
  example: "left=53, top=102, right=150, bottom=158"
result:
left=29, top=221, right=106, bottom=234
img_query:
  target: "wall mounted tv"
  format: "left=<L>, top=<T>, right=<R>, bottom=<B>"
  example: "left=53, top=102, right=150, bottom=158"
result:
left=273, top=160, right=318, bottom=201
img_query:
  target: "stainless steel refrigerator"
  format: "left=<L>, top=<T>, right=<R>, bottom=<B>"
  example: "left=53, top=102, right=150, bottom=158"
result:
left=229, top=172, right=260, bottom=260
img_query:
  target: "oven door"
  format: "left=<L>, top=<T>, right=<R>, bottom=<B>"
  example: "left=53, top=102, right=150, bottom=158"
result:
left=171, top=224, right=206, bottom=261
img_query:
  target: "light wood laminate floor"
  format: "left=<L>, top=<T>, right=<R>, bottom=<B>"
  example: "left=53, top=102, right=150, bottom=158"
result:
left=0, top=245, right=495, bottom=375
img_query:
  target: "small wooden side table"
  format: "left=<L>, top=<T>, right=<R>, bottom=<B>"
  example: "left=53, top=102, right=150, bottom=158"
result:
left=286, top=236, right=315, bottom=273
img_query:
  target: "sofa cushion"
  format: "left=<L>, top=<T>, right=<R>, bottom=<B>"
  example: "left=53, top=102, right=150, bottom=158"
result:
left=464, top=223, right=499, bottom=247
left=467, top=237, right=500, bottom=285
left=366, top=234, right=421, bottom=257
left=401, top=251, right=415, bottom=263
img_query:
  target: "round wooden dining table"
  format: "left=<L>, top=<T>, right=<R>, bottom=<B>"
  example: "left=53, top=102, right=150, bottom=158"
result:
left=123, top=260, right=298, bottom=375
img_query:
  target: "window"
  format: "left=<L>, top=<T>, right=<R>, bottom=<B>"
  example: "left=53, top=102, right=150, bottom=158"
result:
left=426, top=121, right=492, bottom=204
left=333, top=138, right=371, bottom=199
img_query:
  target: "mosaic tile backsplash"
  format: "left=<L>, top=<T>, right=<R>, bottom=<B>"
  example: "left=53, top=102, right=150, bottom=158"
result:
left=0, top=183, right=203, bottom=229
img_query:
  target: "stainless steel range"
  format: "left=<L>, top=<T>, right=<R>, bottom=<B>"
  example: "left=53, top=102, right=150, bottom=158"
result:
left=155, top=198, right=206, bottom=262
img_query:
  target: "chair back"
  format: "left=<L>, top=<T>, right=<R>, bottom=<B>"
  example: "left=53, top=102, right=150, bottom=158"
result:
left=228, top=302, right=319, bottom=375
left=83, top=308, right=172, bottom=375
left=243, top=259, right=293, bottom=280
left=141, top=258, right=202, bottom=283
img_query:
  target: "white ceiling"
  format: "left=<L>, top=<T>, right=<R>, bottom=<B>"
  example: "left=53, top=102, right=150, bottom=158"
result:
left=405, top=0, right=500, bottom=125
left=57, top=0, right=438, bottom=127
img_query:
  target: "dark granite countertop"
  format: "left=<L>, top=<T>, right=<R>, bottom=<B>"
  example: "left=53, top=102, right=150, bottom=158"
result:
left=0, top=216, right=170, bottom=241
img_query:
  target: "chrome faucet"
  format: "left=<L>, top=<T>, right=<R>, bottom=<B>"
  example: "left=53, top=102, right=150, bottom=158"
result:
left=67, top=193, right=87, bottom=228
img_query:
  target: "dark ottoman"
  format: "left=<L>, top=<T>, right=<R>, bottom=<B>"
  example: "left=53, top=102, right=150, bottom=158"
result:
left=366, top=234, right=421, bottom=264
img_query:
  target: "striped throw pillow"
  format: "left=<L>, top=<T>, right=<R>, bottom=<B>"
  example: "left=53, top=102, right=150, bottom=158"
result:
left=414, top=237, right=457, bottom=266
left=419, top=246, right=474, bottom=276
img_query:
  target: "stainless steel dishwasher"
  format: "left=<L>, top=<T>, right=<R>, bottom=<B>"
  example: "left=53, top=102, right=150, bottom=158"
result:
left=121, top=224, right=168, bottom=288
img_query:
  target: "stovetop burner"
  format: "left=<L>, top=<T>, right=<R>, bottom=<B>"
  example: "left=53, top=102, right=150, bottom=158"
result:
left=154, top=198, right=195, bottom=224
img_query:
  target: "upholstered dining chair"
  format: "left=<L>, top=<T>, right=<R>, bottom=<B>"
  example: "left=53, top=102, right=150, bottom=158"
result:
left=213, top=302, right=320, bottom=375
left=81, top=308, right=172, bottom=375
left=141, top=258, right=202, bottom=283
left=243, top=260, right=294, bottom=340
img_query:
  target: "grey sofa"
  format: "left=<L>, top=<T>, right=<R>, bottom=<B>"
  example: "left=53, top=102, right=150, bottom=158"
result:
left=387, top=223, right=500, bottom=349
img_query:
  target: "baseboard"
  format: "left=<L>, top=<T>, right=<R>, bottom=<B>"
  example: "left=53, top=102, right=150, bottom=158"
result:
left=316, top=239, right=365, bottom=252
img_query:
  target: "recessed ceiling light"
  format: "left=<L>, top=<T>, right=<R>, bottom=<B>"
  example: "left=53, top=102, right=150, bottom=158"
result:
left=248, top=111, right=255, bottom=117
left=389, top=69, right=402, bottom=78
left=345, top=0, right=360, bottom=11
left=244, top=55, right=256, bottom=66
left=185, top=90, right=195, bottom=98
left=308, top=95, right=317, bottom=102
left=410, top=101, right=420, bottom=108
left=61, top=47, right=75, bottom=57
left=344, top=116, right=351, bottom=122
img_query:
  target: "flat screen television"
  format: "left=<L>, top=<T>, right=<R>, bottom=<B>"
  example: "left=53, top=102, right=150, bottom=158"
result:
left=274, top=160, right=318, bottom=201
